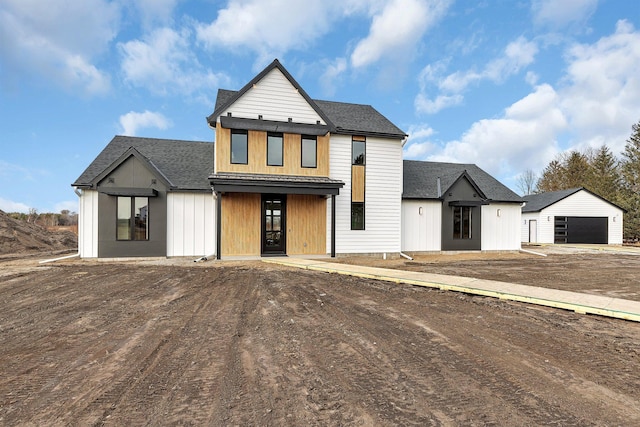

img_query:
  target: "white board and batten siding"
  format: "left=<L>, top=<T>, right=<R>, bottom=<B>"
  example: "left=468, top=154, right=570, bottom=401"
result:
left=167, top=192, right=216, bottom=257
left=78, top=189, right=99, bottom=258
left=328, top=135, right=403, bottom=254
left=522, top=190, right=623, bottom=244
left=481, top=204, right=522, bottom=251
left=219, top=68, right=325, bottom=125
left=401, top=200, right=441, bottom=252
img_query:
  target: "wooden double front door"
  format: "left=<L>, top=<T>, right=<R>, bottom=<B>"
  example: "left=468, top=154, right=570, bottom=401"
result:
left=262, top=195, right=286, bottom=255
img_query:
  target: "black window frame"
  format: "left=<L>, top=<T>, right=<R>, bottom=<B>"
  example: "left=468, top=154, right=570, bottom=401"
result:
left=453, top=206, right=472, bottom=239
left=116, top=196, right=149, bottom=241
left=352, top=139, right=366, bottom=166
left=230, top=129, right=248, bottom=165
left=267, top=132, right=284, bottom=167
left=351, top=202, right=365, bottom=230
left=301, top=135, right=317, bottom=168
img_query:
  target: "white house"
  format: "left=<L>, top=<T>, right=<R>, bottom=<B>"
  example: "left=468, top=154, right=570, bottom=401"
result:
left=73, top=59, right=523, bottom=259
left=522, top=188, right=624, bottom=244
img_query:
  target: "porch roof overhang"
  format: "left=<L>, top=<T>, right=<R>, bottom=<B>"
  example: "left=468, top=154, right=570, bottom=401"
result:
left=448, top=200, right=489, bottom=207
left=209, top=172, right=344, bottom=196
left=98, top=187, right=158, bottom=197
left=219, top=116, right=330, bottom=136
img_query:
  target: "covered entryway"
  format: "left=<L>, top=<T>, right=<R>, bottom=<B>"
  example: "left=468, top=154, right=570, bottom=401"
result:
left=209, top=172, right=344, bottom=259
left=554, top=216, right=608, bottom=244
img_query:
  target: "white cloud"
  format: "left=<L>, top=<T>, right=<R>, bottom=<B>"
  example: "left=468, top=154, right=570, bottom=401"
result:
left=403, top=124, right=437, bottom=159
left=351, top=0, right=451, bottom=68
left=0, top=0, right=118, bottom=94
left=131, top=0, right=179, bottom=27
left=320, top=57, right=348, bottom=96
left=559, top=20, right=640, bottom=153
left=414, top=93, right=463, bottom=114
left=415, top=36, right=538, bottom=114
left=532, top=0, right=598, bottom=29
left=423, top=20, right=640, bottom=184
left=196, top=0, right=337, bottom=68
left=0, top=197, right=31, bottom=214
left=429, top=84, right=567, bottom=177
left=119, top=27, right=227, bottom=96
left=119, top=110, right=172, bottom=136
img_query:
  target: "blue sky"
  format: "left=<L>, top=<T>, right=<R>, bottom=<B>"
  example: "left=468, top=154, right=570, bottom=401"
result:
left=1, top=0, right=639, bottom=213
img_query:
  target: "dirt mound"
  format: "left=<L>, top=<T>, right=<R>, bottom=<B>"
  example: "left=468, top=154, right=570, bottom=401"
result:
left=0, top=210, right=77, bottom=255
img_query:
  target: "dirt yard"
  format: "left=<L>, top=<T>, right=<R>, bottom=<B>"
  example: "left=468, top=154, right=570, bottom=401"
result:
left=0, top=250, right=639, bottom=425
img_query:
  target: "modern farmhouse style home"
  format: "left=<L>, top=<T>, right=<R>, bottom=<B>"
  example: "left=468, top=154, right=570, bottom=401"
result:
left=73, top=59, right=522, bottom=259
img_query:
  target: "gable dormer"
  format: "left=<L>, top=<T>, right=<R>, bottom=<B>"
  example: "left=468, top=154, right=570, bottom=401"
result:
left=208, top=59, right=332, bottom=127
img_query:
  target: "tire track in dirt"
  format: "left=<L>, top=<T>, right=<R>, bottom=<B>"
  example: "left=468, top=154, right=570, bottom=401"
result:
left=1, top=263, right=639, bottom=425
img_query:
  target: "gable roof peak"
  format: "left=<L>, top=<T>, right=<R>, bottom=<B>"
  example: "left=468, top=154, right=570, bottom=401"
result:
left=207, top=58, right=334, bottom=129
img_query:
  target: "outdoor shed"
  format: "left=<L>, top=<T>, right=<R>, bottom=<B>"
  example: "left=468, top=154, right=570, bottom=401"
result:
left=521, top=188, right=624, bottom=244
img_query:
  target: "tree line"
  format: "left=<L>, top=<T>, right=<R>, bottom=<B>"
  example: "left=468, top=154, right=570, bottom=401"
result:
left=517, top=120, right=640, bottom=241
left=8, top=209, right=78, bottom=228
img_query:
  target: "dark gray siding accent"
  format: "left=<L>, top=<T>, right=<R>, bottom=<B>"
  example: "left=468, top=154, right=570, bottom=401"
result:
left=96, top=155, right=168, bottom=258
left=441, top=177, right=482, bottom=251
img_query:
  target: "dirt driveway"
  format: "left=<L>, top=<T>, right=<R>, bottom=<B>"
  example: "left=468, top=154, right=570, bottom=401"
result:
left=0, top=252, right=639, bottom=425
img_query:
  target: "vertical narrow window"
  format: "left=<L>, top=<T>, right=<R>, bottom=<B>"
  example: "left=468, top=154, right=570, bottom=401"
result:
left=453, top=206, right=472, bottom=239
left=352, top=139, right=365, bottom=165
left=134, top=197, right=149, bottom=240
left=267, top=132, right=283, bottom=166
left=117, top=196, right=131, bottom=240
left=301, top=135, right=317, bottom=168
left=351, top=136, right=366, bottom=230
left=351, top=202, right=365, bottom=230
left=117, top=196, right=149, bottom=240
left=231, top=130, right=248, bottom=164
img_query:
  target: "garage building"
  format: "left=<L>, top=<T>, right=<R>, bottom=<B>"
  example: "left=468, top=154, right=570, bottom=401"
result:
left=522, top=187, right=624, bottom=245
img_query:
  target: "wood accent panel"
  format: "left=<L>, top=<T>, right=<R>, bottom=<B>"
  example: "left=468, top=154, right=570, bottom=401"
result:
left=352, top=135, right=366, bottom=142
left=216, top=126, right=329, bottom=176
left=221, top=193, right=261, bottom=256
left=352, top=165, right=365, bottom=203
left=287, top=195, right=326, bottom=255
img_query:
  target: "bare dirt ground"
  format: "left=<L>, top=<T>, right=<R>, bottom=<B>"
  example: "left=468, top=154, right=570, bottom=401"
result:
left=1, top=251, right=639, bottom=426
left=337, top=245, right=640, bottom=302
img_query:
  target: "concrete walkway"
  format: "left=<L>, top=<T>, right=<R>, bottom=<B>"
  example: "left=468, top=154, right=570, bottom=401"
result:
left=262, top=257, right=640, bottom=323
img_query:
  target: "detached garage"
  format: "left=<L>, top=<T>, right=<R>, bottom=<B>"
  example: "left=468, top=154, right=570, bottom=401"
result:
left=522, top=188, right=624, bottom=245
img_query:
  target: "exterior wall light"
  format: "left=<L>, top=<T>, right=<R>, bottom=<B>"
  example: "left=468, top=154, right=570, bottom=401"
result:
left=418, top=206, right=424, bottom=215
left=497, top=209, right=501, bottom=217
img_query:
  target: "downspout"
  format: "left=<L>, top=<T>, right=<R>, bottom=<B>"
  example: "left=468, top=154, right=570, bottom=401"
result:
left=399, top=252, right=413, bottom=260
left=331, top=194, right=336, bottom=257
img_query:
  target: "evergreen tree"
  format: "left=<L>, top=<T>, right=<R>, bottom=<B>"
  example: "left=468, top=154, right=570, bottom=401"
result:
left=536, top=159, right=565, bottom=193
left=563, top=150, right=592, bottom=189
left=588, top=145, right=620, bottom=199
left=620, top=121, right=640, bottom=240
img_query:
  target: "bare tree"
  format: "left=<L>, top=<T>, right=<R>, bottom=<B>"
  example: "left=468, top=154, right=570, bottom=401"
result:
left=516, top=169, right=538, bottom=195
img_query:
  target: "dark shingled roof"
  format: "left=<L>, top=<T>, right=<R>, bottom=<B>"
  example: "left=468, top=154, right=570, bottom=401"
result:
left=213, top=89, right=406, bottom=138
left=314, top=99, right=406, bottom=138
left=522, top=188, right=582, bottom=212
left=73, top=135, right=213, bottom=191
left=522, top=187, right=626, bottom=213
left=403, top=160, right=522, bottom=203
